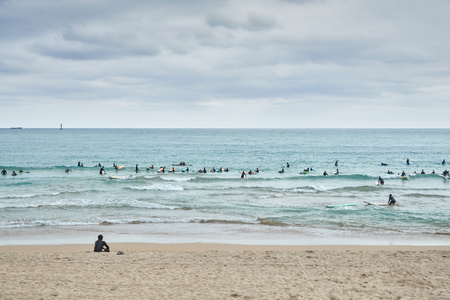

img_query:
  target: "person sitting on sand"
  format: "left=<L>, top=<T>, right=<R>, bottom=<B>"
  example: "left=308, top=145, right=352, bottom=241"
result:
left=378, top=176, right=384, bottom=185
left=388, top=194, right=396, bottom=205
left=94, top=234, right=110, bottom=252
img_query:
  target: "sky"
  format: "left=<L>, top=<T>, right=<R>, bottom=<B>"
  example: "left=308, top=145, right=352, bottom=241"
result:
left=1, top=0, right=449, bottom=128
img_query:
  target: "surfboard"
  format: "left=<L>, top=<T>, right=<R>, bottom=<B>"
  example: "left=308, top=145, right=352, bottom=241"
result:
left=168, top=168, right=175, bottom=172
left=439, top=175, right=450, bottom=179
left=147, top=166, right=154, bottom=170
left=401, top=176, right=408, bottom=180
left=117, top=165, right=125, bottom=170
left=364, top=201, right=388, bottom=206
left=109, top=175, right=132, bottom=179
left=326, top=203, right=358, bottom=208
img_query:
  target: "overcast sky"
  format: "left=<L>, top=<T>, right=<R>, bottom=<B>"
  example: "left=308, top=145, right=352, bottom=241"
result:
left=1, top=0, right=449, bottom=128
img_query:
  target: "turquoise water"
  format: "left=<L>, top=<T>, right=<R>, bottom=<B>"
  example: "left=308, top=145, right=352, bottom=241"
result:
left=0, top=128, right=449, bottom=245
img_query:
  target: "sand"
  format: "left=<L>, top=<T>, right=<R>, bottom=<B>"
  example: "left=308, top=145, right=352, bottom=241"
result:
left=0, top=243, right=449, bottom=300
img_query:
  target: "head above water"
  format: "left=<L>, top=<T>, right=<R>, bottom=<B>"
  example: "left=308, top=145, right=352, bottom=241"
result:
left=98, top=234, right=103, bottom=240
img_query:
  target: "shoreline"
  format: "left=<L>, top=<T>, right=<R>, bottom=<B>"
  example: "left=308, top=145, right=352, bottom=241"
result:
left=2, top=223, right=450, bottom=248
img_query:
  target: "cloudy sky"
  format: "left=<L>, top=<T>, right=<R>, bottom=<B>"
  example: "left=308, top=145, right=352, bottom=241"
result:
left=1, top=0, right=449, bottom=128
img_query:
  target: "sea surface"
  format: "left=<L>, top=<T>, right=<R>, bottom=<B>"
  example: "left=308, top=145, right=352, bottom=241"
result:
left=1, top=128, right=449, bottom=246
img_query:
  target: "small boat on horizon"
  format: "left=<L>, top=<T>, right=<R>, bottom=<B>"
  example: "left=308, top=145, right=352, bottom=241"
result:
left=10, top=127, right=23, bottom=129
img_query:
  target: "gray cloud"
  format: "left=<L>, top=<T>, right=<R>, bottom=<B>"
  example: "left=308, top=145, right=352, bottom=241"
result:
left=206, top=12, right=277, bottom=31
left=0, top=0, right=449, bottom=128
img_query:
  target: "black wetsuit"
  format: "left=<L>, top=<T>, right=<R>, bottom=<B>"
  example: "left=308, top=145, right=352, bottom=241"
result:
left=388, top=195, right=396, bottom=205
left=1, top=170, right=6, bottom=175
left=94, top=240, right=110, bottom=252
left=379, top=178, right=384, bottom=185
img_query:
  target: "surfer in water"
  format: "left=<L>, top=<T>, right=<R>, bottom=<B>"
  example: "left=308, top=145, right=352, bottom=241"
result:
left=1, top=168, right=6, bottom=175
left=286, top=162, right=290, bottom=168
left=388, top=194, right=396, bottom=205
left=443, top=159, right=446, bottom=165
left=99, top=166, right=106, bottom=175
left=241, top=171, right=246, bottom=178
left=406, top=158, right=410, bottom=165
left=420, top=170, right=425, bottom=174
left=378, top=176, right=384, bottom=185
left=401, top=171, right=406, bottom=177
left=387, top=170, right=394, bottom=174
left=323, top=170, right=328, bottom=176
left=135, top=164, right=140, bottom=173
left=335, top=160, right=338, bottom=166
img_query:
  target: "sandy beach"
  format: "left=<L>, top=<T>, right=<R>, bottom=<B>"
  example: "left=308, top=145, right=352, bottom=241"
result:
left=0, top=243, right=449, bottom=299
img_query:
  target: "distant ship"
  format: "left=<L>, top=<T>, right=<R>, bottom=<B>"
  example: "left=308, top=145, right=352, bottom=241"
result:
left=10, top=127, right=23, bottom=129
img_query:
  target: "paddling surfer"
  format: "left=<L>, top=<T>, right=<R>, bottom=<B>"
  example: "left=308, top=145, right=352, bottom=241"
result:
left=378, top=176, right=384, bottom=185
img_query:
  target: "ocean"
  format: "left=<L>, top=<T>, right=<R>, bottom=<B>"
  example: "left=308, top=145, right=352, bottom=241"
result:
left=1, top=128, right=449, bottom=245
